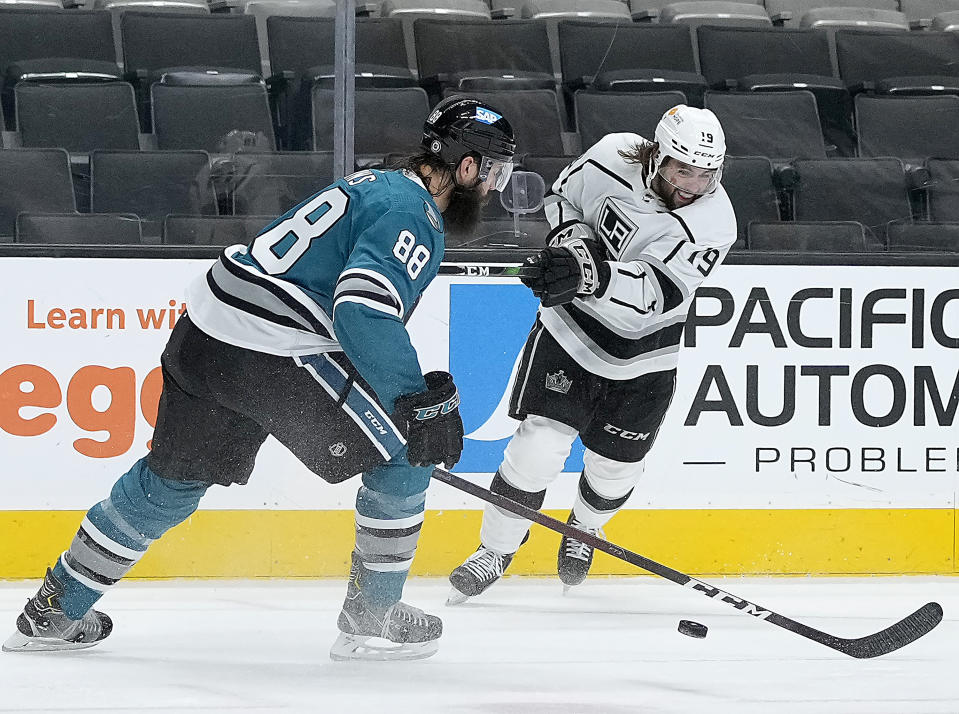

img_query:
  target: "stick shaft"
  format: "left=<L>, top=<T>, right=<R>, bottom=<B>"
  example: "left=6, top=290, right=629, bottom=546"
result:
left=432, top=467, right=942, bottom=658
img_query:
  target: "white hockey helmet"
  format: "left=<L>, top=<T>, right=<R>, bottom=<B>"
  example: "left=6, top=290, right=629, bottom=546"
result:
left=652, top=105, right=725, bottom=195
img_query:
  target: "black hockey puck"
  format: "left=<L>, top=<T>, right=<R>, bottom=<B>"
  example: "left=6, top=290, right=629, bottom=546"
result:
left=678, top=620, right=708, bottom=638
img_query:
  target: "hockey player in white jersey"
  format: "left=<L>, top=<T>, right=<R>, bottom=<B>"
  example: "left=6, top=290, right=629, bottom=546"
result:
left=449, top=105, right=736, bottom=602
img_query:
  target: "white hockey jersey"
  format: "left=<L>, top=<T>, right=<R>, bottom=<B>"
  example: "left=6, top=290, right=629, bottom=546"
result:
left=540, top=132, right=737, bottom=380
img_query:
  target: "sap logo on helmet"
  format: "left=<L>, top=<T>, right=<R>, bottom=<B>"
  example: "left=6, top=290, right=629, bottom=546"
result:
left=474, top=107, right=502, bottom=125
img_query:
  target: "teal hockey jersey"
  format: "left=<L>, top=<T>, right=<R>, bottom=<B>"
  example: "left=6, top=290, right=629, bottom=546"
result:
left=185, top=168, right=446, bottom=410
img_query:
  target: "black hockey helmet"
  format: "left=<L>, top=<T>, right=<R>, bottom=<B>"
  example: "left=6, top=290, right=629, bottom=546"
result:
left=422, top=95, right=516, bottom=191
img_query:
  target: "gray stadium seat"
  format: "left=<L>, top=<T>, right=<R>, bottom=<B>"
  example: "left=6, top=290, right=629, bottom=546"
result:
left=790, top=158, right=913, bottom=245
left=899, top=0, right=959, bottom=28
left=558, top=21, right=705, bottom=105
left=746, top=221, right=869, bottom=251
left=764, top=0, right=896, bottom=26
left=855, top=94, right=959, bottom=165
left=15, top=82, right=140, bottom=152
left=574, top=90, right=686, bottom=150
left=885, top=222, right=959, bottom=251
left=162, top=214, right=274, bottom=245
left=705, top=90, right=827, bottom=160
left=521, top=0, right=632, bottom=19
left=0, top=9, right=117, bottom=130
left=381, top=0, right=491, bottom=18
left=414, top=19, right=554, bottom=99
left=243, top=0, right=336, bottom=78
left=925, top=159, right=959, bottom=221
left=721, top=156, right=781, bottom=247
left=658, top=1, right=772, bottom=27
left=121, top=11, right=262, bottom=130
left=228, top=151, right=334, bottom=216
left=696, top=25, right=853, bottom=154
left=15, top=212, right=144, bottom=244
left=835, top=29, right=959, bottom=95
left=91, top=150, right=216, bottom=237
left=932, top=9, right=959, bottom=28
left=442, top=88, right=567, bottom=157
left=800, top=7, right=909, bottom=30
left=0, top=148, right=76, bottom=238
left=267, top=17, right=416, bottom=149
left=312, top=86, right=428, bottom=157
left=151, top=80, right=276, bottom=152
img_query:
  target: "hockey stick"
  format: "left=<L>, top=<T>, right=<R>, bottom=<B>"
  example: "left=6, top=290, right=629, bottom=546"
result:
left=431, top=467, right=943, bottom=659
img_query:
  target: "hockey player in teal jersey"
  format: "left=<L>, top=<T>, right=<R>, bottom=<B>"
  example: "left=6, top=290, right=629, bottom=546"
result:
left=4, top=96, right=516, bottom=662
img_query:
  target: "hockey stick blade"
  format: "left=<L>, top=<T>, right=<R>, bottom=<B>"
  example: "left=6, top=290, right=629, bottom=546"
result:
left=432, top=467, right=943, bottom=659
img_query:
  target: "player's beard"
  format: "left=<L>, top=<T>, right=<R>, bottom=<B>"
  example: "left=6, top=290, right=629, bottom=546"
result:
left=651, top=174, right=694, bottom=211
left=443, top=180, right=488, bottom=236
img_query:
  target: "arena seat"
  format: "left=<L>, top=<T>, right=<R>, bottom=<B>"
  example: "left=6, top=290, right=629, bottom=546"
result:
left=414, top=19, right=555, bottom=100
left=885, top=222, right=959, bottom=251
left=800, top=7, right=909, bottom=29
left=855, top=94, right=959, bottom=165
left=789, top=157, right=913, bottom=246
left=0, top=9, right=117, bottom=131
left=162, top=214, right=273, bottom=245
left=15, top=82, right=140, bottom=152
left=151, top=80, right=276, bottom=152
left=15, top=212, right=144, bottom=245
left=267, top=17, right=416, bottom=150
left=925, top=159, right=959, bottom=221
left=441, top=88, right=567, bottom=157
left=705, top=90, right=827, bottom=160
left=835, top=29, right=959, bottom=95
left=520, top=0, right=632, bottom=20
left=121, top=11, right=262, bottom=130
left=91, top=150, right=216, bottom=237
left=0, top=148, right=76, bottom=239
left=574, top=90, right=686, bottom=150
left=657, top=1, right=772, bottom=28
left=763, top=0, right=896, bottom=27
left=311, top=86, right=428, bottom=157
left=697, top=25, right=853, bottom=154
left=722, top=156, right=781, bottom=247
left=228, top=151, right=334, bottom=216
left=746, top=221, right=869, bottom=251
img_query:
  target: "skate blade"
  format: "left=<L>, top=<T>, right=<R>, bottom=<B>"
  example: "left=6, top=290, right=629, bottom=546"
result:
left=446, top=584, right=476, bottom=606
left=2, top=630, right=99, bottom=653
left=329, top=632, right=439, bottom=662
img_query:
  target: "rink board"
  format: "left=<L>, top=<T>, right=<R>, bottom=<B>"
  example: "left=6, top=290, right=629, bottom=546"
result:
left=1, top=257, right=958, bottom=577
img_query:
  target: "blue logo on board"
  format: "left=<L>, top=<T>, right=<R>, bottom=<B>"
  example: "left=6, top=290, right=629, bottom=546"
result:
left=449, top=283, right=585, bottom=472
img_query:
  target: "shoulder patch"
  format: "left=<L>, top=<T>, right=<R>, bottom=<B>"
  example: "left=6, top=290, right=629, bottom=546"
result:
left=424, top=201, right=442, bottom=232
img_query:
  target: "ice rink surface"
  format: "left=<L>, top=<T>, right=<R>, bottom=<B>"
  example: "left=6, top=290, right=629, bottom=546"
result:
left=0, top=575, right=956, bottom=714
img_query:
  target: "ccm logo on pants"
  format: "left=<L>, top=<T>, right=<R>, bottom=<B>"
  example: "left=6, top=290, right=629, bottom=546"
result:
left=603, top=424, right=649, bottom=441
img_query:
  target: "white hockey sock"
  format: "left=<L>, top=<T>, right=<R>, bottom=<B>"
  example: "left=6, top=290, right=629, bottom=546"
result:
left=480, top=502, right=532, bottom=555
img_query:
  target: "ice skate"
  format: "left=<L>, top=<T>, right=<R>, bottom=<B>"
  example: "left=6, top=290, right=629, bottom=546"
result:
left=558, top=513, right=604, bottom=593
left=3, top=568, right=113, bottom=653
left=330, top=557, right=442, bottom=662
left=447, top=545, right=515, bottom=605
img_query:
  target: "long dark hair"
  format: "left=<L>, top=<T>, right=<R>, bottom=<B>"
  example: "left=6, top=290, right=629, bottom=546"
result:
left=618, top=139, right=658, bottom=168
left=391, top=150, right=458, bottom=196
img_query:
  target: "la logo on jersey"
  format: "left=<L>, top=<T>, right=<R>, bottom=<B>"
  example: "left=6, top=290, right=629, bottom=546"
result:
left=474, top=107, right=502, bottom=125
left=449, top=283, right=586, bottom=472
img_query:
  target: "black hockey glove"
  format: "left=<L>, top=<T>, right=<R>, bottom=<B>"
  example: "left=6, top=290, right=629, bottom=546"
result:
left=517, top=221, right=610, bottom=308
left=392, top=371, right=464, bottom=468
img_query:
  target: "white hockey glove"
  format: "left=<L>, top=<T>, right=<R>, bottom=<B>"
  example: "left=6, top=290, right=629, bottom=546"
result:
left=518, top=221, right=610, bottom=307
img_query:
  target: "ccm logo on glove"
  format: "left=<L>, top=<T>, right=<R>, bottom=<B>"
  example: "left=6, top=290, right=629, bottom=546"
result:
left=393, top=371, right=464, bottom=467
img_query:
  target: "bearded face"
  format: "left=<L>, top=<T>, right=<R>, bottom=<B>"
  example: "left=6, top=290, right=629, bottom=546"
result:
left=442, top=176, right=490, bottom=236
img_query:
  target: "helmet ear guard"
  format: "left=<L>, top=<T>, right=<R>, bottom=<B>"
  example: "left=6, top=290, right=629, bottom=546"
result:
left=651, top=105, right=726, bottom=196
